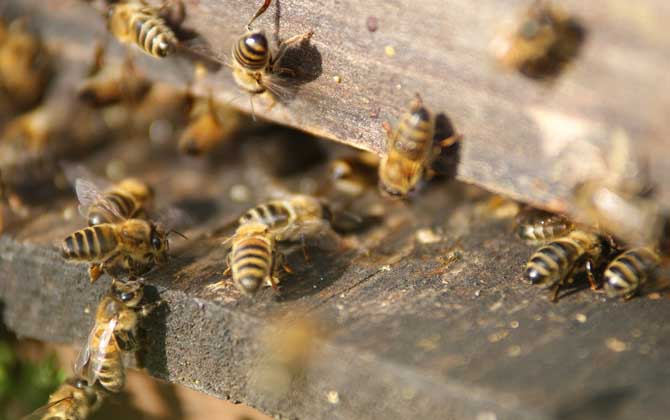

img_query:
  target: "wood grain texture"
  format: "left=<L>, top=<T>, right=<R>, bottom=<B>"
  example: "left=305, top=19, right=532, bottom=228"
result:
left=7, top=0, right=670, bottom=215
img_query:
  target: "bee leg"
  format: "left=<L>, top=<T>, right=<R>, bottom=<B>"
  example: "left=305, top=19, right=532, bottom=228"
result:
left=584, top=257, right=599, bottom=290
left=301, top=234, right=311, bottom=262
left=550, top=283, right=562, bottom=302
left=138, top=301, right=163, bottom=318
left=115, top=330, right=140, bottom=352
left=88, top=264, right=103, bottom=283
left=223, top=253, right=232, bottom=276
left=275, top=251, right=293, bottom=274
left=270, top=30, right=315, bottom=70
left=438, top=133, right=463, bottom=149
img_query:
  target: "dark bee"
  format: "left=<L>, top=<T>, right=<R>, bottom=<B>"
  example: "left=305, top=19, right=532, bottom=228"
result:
left=525, top=229, right=610, bottom=301
left=515, top=209, right=574, bottom=244
left=604, top=247, right=661, bottom=300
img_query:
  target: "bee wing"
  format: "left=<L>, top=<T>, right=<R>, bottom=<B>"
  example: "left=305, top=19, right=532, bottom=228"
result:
left=87, top=316, right=119, bottom=386
left=75, top=178, right=126, bottom=222
left=73, top=323, right=95, bottom=377
left=60, top=162, right=112, bottom=191
left=20, top=396, right=75, bottom=420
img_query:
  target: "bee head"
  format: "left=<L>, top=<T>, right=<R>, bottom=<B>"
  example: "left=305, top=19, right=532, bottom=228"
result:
left=113, top=279, right=144, bottom=307
left=149, top=224, right=169, bottom=264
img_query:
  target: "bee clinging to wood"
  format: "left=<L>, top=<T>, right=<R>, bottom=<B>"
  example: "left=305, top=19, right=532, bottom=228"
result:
left=378, top=94, right=461, bottom=198
left=74, top=280, right=157, bottom=393
left=178, top=95, right=244, bottom=156
left=524, top=229, right=612, bottom=302
left=106, top=0, right=184, bottom=58
left=604, top=247, right=662, bottom=300
left=231, top=0, right=314, bottom=108
left=21, top=377, right=104, bottom=420
left=491, top=1, right=584, bottom=79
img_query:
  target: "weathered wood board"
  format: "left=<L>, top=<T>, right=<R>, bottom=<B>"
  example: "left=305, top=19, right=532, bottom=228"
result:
left=2, top=131, right=670, bottom=419
left=6, top=0, right=670, bottom=215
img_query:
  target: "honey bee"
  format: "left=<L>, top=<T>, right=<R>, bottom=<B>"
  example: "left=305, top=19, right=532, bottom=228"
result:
left=604, top=247, right=661, bottom=300
left=74, top=280, right=156, bottom=393
left=491, top=1, right=584, bottom=79
left=378, top=95, right=460, bottom=198
left=226, top=222, right=287, bottom=296
left=238, top=194, right=333, bottom=243
left=525, top=229, right=611, bottom=301
left=327, top=152, right=379, bottom=197
left=177, top=95, right=243, bottom=156
left=61, top=216, right=169, bottom=283
left=71, top=176, right=154, bottom=226
left=77, top=53, right=152, bottom=107
left=0, top=17, right=53, bottom=109
left=107, top=0, right=183, bottom=58
left=21, top=377, right=104, bottom=420
left=231, top=0, right=314, bottom=106
left=515, top=208, right=574, bottom=244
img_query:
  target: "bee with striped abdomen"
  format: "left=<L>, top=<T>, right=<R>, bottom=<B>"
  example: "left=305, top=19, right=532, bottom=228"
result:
left=74, top=280, right=156, bottom=393
left=515, top=208, right=574, bottom=244
left=238, top=194, right=333, bottom=242
left=225, top=222, right=288, bottom=296
left=604, top=247, right=661, bottom=300
left=491, top=1, right=584, bottom=79
left=524, top=229, right=611, bottom=302
left=107, top=0, right=183, bottom=58
left=21, top=377, right=104, bottom=420
left=231, top=0, right=314, bottom=107
left=71, top=176, right=154, bottom=226
left=61, top=217, right=169, bottom=283
left=378, top=95, right=461, bottom=198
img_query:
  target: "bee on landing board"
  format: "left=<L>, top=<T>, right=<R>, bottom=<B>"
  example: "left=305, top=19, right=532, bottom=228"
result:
left=224, top=222, right=289, bottom=296
left=61, top=177, right=170, bottom=282
left=21, top=377, right=105, bottom=420
left=238, top=194, right=333, bottom=243
left=230, top=0, right=314, bottom=109
left=74, top=280, right=158, bottom=393
left=378, top=95, right=461, bottom=198
left=491, top=1, right=584, bottom=79
left=524, top=229, right=612, bottom=302
left=106, top=0, right=184, bottom=58
left=604, top=247, right=662, bottom=300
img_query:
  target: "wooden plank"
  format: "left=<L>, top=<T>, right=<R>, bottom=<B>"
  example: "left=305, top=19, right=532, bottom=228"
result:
left=6, top=0, right=670, bottom=215
left=2, top=131, right=670, bottom=419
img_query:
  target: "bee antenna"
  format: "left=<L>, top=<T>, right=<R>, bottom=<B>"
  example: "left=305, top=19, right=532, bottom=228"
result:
left=246, top=0, right=272, bottom=31
left=168, top=229, right=188, bottom=240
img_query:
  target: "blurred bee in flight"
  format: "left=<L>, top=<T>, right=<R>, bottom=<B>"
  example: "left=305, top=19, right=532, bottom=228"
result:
left=230, top=0, right=314, bottom=109
left=327, top=152, right=380, bottom=198
left=61, top=176, right=170, bottom=282
left=74, top=280, right=158, bottom=393
left=491, top=0, right=584, bottom=79
left=524, top=229, right=613, bottom=302
left=0, top=16, right=53, bottom=110
left=21, top=377, right=105, bottom=420
left=106, top=0, right=185, bottom=58
left=378, top=94, right=461, bottom=198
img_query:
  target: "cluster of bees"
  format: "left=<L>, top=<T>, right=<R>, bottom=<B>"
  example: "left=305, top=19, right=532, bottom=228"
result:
left=1, top=0, right=663, bottom=418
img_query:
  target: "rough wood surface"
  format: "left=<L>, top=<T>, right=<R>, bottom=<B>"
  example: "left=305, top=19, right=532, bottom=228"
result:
left=7, top=0, right=670, bottom=214
left=2, top=131, right=670, bottom=419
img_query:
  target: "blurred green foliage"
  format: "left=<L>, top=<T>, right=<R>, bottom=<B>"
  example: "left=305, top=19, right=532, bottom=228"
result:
left=0, top=338, right=65, bottom=420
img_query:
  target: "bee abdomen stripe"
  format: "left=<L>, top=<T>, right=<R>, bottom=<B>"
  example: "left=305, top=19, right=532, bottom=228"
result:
left=84, top=228, right=98, bottom=255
